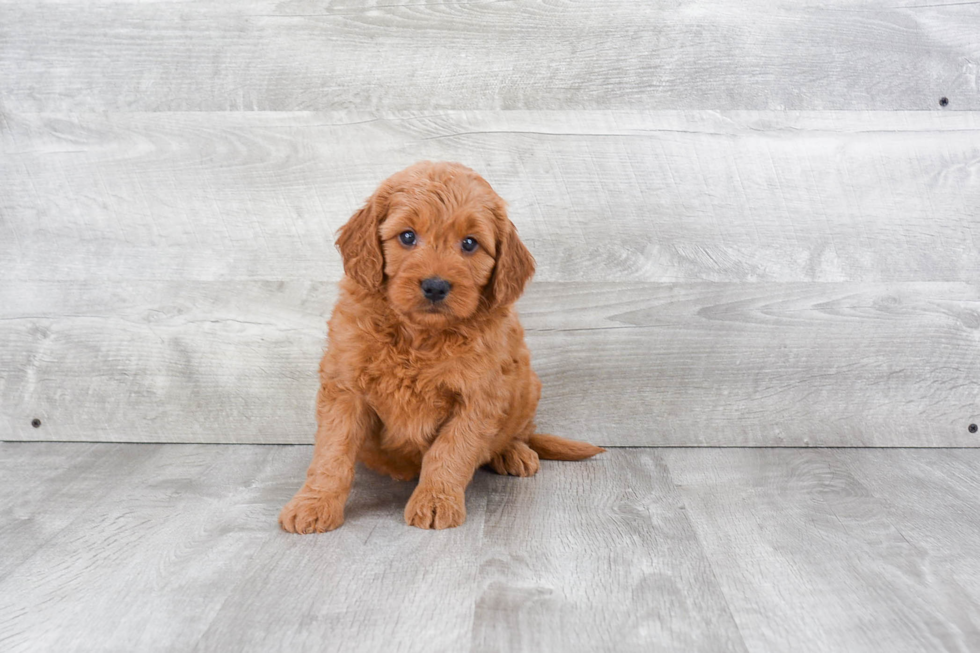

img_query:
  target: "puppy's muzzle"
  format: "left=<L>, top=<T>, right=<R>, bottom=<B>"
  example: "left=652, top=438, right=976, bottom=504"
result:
left=421, top=277, right=452, bottom=303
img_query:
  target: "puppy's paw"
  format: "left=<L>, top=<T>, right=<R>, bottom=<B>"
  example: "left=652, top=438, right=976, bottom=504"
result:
left=404, top=487, right=466, bottom=530
left=488, top=441, right=540, bottom=477
left=279, top=489, right=345, bottom=534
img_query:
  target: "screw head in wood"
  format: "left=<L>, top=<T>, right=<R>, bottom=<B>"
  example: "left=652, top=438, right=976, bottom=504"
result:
left=939, top=97, right=949, bottom=107
left=970, top=424, right=978, bottom=434
left=31, top=418, right=42, bottom=428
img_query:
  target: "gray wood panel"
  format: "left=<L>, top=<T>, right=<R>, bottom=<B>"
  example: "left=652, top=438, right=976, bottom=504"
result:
left=529, top=282, right=980, bottom=447
left=472, top=450, right=745, bottom=652
left=0, top=445, right=744, bottom=653
left=836, top=450, right=980, bottom=608
left=195, top=453, right=491, bottom=653
left=0, top=442, right=161, bottom=581
left=3, top=444, right=980, bottom=652
left=663, top=448, right=980, bottom=652
left=3, top=111, right=978, bottom=283
left=1, top=1, right=977, bottom=112
left=3, top=280, right=978, bottom=446
left=0, top=444, right=292, bottom=652
left=0, top=280, right=331, bottom=444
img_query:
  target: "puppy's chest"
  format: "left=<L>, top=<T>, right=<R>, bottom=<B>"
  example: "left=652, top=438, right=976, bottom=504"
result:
left=360, top=345, right=460, bottom=443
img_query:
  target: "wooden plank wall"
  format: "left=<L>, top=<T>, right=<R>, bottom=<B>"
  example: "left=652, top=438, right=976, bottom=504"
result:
left=1, top=1, right=978, bottom=445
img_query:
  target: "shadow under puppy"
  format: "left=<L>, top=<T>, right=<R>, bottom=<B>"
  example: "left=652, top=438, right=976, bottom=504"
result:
left=280, top=161, right=604, bottom=532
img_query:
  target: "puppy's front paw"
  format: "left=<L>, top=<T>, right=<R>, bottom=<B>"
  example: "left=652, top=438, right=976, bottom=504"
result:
left=279, top=488, right=345, bottom=534
left=404, top=487, right=466, bottom=530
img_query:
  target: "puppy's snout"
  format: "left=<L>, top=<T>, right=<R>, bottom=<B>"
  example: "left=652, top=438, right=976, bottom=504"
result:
left=421, top=277, right=452, bottom=303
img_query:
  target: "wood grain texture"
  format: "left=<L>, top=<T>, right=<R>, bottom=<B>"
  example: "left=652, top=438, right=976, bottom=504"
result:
left=472, top=450, right=745, bottom=653
left=1, top=0, right=978, bottom=112
left=3, top=110, right=978, bottom=284
left=0, top=280, right=331, bottom=443
left=837, top=450, right=980, bottom=607
left=0, top=442, right=160, bottom=581
left=3, top=280, right=978, bottom=445
left=528, top=282, right=980, bottom=447
left=0, top=445, right=740, bottom=653
left=3, top=445, right=980, bottom=652
left=195, top=453, right=491, bottom=653
left=0, top=444, right=300, bottom=652
left=663, top=448, right=980, bottom=652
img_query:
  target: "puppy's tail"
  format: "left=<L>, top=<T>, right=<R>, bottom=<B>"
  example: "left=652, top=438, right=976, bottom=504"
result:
left=528, top=433, right=606, bottom=461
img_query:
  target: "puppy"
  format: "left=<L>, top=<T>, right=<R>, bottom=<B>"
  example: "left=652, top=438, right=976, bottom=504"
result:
left=279, top=161, right=604, bottom=532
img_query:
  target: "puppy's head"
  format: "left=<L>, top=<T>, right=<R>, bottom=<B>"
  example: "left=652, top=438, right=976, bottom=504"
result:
left=336, top=161, right=534, bottom=328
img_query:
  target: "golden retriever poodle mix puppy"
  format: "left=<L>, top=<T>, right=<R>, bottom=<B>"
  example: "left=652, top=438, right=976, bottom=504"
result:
left=279, top=161, right=604, bottom=532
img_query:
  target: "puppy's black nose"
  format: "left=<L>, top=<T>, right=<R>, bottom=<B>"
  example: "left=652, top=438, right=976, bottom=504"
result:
left=421, top=277, right=451, bottom=303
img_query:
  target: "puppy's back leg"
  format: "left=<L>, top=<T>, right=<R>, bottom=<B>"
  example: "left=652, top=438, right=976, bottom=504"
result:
left=487, top=439, right=540, bottom=477
left=359, top=433, right=420, bottom=481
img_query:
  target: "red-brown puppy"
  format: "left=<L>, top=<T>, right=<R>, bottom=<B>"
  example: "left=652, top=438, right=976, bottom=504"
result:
left=279, top=161, right=604, bottom=532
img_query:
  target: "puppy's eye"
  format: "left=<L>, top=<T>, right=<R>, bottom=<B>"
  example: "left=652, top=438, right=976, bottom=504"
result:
left=461, top=236, right=478, bottom=253
left=399, top=230, right=417, bottom=247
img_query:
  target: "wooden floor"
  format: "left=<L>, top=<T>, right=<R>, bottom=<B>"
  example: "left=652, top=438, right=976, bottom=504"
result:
left=1, top=443, right=978, bottom=652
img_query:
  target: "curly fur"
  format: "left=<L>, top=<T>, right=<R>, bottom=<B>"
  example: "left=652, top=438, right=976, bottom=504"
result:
left=279, top=161, right=604, bottom=532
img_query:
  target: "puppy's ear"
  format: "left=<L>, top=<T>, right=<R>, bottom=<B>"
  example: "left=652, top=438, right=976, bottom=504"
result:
left=336, top=192, right=387, bottom=291
left=488, top=212, right=535, bottom=309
